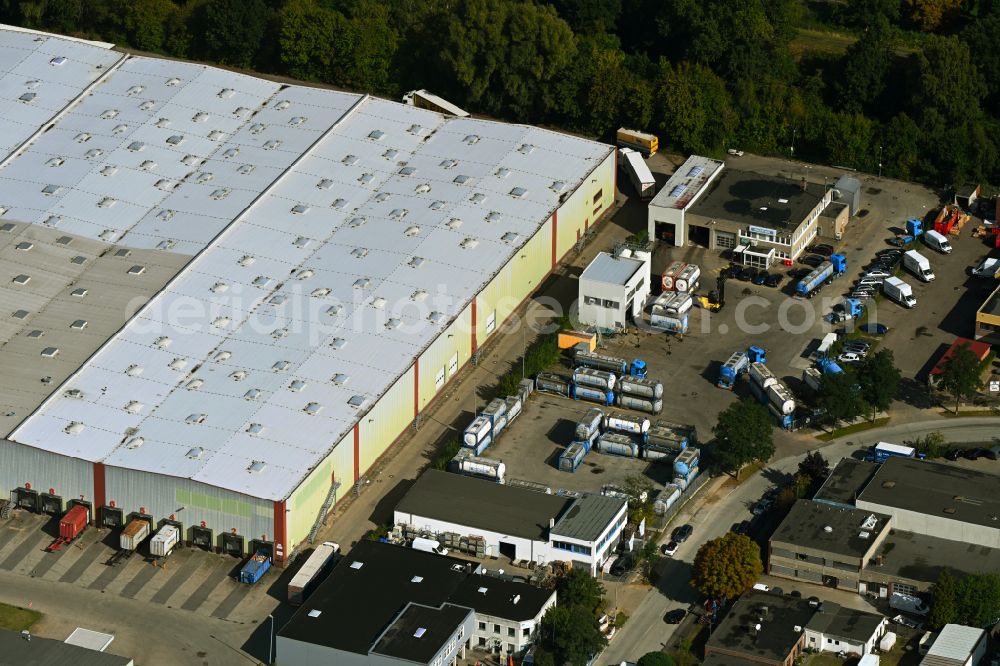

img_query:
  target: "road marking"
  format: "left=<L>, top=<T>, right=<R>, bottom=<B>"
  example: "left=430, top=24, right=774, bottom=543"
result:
left=149, top=551, right=205, bottom=605
left=0, top=532, right=48, bottom=572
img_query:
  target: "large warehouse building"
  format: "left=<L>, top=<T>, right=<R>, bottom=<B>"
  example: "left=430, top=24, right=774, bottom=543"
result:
left=0, top=26, right=615, bottom=562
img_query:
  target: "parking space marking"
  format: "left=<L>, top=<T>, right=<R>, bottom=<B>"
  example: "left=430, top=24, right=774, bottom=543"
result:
left=0, top=531, right=48, bottom=571
left=180, top=559, right=231, bottom=612
left=149, top=551, right=206, bottom=605
left=119, top=560, right=163, bottom=599
left=59, top=538, right=111, bottom=584
left=0, top=524, right=31, bottom=561
left=88, top=552, right=142, bottom=591
left=209, top=580, right=251, bottom=619
left=40, top=530, right=102, bottom=581
left=28, top=549, right=64, bottom=578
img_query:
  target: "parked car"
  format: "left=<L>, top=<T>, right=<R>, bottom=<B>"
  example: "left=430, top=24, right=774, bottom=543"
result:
left=876, top=248, right=902, bottom=257
left=720, top=265, right=740, bottom=280
left=963, top=448, right=989, bottom=461
left=610, top=554, right=633, bottom=576
left=737, top=266, right=758, bottom=281
left=751, top=499, right=772, bottom=516
left=843, top=341, right=871, bottom=354
left=661, top=541, right=679, bottom=557
left=752, top=271, right=769, bottom=286
left=672, top=524, right=694, bottom=542
left=807, top=243, right=836, bottom=256
left=765, top=273, right=783, bottom=288
left=664, top=608, right=686, bottom=624
left=838, top=352, right=863, bottom=364
left=984, top=447, right=999, bottom=461
left=864, top=270, right=892, bottom=279
left=860, top=323, right=889, bottom=335
left=732, top=521, right=751, bottom=535
left=800, top=255, right=825, bottom=268
left=945, top=448, right=963, bottom=461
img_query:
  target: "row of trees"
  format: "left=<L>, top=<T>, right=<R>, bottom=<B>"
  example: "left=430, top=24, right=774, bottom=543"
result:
left=6, top=0, right=1000, bottom=189
left=928, top=568, right=1000, bottom=630
left=533, top=568, right=608, bottom=666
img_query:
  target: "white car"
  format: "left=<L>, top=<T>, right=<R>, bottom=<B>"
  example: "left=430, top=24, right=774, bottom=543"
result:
left=864, top=270, right=891, bottom=279
left=838, top=352, right=863, bottom=364
left=661, top=541, right=679, bottom=557
left=727, top=148, right=744, bottom=156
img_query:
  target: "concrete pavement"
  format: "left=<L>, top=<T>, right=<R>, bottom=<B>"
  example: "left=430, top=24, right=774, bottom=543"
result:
left=596, top=416, right=1000, bottom=664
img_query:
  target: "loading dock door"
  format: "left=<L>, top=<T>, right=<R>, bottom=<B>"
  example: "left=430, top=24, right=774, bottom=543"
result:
left=14, top=488, right=38, bottom=513
left=99, top=506, right=124, bottom=529
left=499, top=541, right=516, bottom=560
left=221, top=532, right=245, bottom=558
left=190, top=525, right=213, bottom=550
left=38, top=493, right=62, bottom=515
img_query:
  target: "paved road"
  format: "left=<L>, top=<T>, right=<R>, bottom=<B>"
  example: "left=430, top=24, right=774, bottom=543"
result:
left=597, top=417, right=1000, bottom=664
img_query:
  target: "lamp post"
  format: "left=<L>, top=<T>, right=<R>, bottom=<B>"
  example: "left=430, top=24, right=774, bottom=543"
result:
left=268, top=614, right=275, bottom=665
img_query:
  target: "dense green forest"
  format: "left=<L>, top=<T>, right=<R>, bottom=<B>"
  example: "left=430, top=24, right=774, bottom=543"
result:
left=6, top=0, right=1000, bottom=191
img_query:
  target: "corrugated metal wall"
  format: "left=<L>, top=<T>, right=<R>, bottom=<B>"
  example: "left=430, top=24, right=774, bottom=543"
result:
left=104, top=466, right=272, bottom=540
left=287, top=429, right=353, bottom=547
left=0, top=441, right=92, bottom=507
left=556, top=151, right=616, bottom=260
left=356, top=367, right=414, bottom=473
left=416, top=308, right=472, bottom=410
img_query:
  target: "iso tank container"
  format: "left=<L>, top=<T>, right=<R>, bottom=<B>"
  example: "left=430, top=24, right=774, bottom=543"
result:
left=766, top=383, right=796, bottom=415
left=150, top=524, right=180, bottom=558
left=469, top=436, right=491, bottom=456
left=642, top=444, right=674, bottom=461
left=536, top=372, right=572, bottom=397
left=559, top=442, right=588, bottom=472
left=481, top=398, right=507, bottom=425
left=618, top=376, right=664, bottom=400
left=647, top=421, right=692, bottom=451
left=573, top=429, right=600, bottom=453
left=119, top=518, right=150, bottom=552
left=573, top=367, right=617, bottom=391
left=661, top=261, right=686, bottom=291
left=675, top=263, right=701, bottom=293
left=59, top=505, right=89, bottom=541
left=653, top=485, right=682, bottom=514
left=603, top=412, right=650, bottom=435
left=673, top=466, right=699, bottom=490
left=596, top=432, right=640, bottom=458
left=674, top=447, right=700, bottom=476
left=491, top=414, right=509, bottom=438
left=749, top=363, right=778, bottom=391
left=504, top=396, right=522, bottom=423
left=463, top=415, right=492, bottom=448
left=616, top=393, right=663, bottom=414
left=575, top=408, right=604, bottom=440
left=457, top=455, right=506, bottom=483
left=572, top=384, right=614, bottom=405
left=574, top=350, right=629, bottom=374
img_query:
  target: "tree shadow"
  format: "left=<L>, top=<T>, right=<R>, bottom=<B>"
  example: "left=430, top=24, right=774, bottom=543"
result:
left=896, top=377, right=936, bottom=410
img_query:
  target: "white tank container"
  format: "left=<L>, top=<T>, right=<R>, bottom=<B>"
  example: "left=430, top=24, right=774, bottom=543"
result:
left=766, top=383, right=796, bottom=415
left=463, top=415, right=492, bottom=447
left=674, top=263, right=701, bottom=293
left=573, top=367, right=617, bottom=391
left=749, top=363, right=778, bottom=390
left=616, top=394, right=663, bottom=414
left=458, top=456, right=506, bottom=482
left=504, top=396, right=522, bottom=422
left=575, top=408, right=604, bottom=440
left=618, top=376, right=664, bottom=399
left=603, top=411, right=650, bottom=435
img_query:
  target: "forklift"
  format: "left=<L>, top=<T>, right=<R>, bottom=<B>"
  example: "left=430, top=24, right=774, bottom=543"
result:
left=699, top=274, right=727, bottom=311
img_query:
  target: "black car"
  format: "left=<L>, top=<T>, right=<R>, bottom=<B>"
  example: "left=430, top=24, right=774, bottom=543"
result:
left=860, top=323, right=889, bottom=335
left=765, top=273, right=783, bottom=288
left=984, top=448, right=1000, bottom=461
left=737, top=266, right=759, bottom=281
left=664, top=609, right=686, bottom=624
left=800, top=255, right=825, bottom=268
left=962, top=448, right=983, bottom=461
left=732, top=520, right=751, bottom=535
left=945, top=448, right=963, bottom=461
left=720, top=265, right=740, bottom=280
left=672, top=524, right=694, bottom=542
left=610, top=554, right=633, bottom=576
left=808, top=243, right=835, bottom=256
left=876, top=248, right=903, bottom=257
left=752, top=271, right=769, bottom=286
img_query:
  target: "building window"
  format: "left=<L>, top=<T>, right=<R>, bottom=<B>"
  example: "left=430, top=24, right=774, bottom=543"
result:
left=479, top=622, right=486, bottom=631
left=448, top=353, right=458, bottom=377
left=479, top=637, right=486, bottom=646
left=553, top=541, right=592, bottom=555
left=593, top=190, right=603, bottom=204
left=507, top=627, right=515, bottom=637
left=508, top=644, right=515, bottom=654
left=494, top=624, right=501, bottom=634
left=602, top=299, right=619, bottom=309
left=486, top=310, right=496, bottom=335
left=435, top=368, right=445, bottom=390
left=584, top=296, right=600, bottom=306
left=523, top=627, right=530, bottom=637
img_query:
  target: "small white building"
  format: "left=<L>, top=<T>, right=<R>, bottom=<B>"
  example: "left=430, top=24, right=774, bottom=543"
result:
left=578, top=252, right=651, bottom=331
left=805, top=603, right=887, bottom=657
left=394, top=470, right=628, bottom=575
left=920, top=624, right=988, bottom=666
left=450, top=574, right=556, bottom=657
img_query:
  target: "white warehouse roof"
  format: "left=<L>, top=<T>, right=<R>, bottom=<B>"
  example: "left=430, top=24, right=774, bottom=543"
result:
left=2, top=26, right=612, bottom=501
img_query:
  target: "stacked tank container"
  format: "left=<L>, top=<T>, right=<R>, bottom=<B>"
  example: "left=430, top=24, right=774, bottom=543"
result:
left=653, top=485, right=682, bottom=514
left=574, top=350, right=629, bottom=374
left=673, top=447, right=700, bottom=489
left=661, top=260, right=686, bottom=291
left=618, top=376, right=664, bottom=400
left=748, top=362, right=796, bottom=429
left=575, top=408, right=604, bottom=440
left=649, top=291, right=692, bottom=334
left=463, top=415, right=493, bottom=450
left=535, top=372, right=573, bottom=397
left=559, top=442, right=588, bottom=472
left=596, top=432, right=640, bottom=458
left=573, top=367, right=617, bottom=391
left=504, top=396, right=523, bottom=424
left=647, top=420, right=694, bottom=452
left=572, top=384, right=614, bottom=406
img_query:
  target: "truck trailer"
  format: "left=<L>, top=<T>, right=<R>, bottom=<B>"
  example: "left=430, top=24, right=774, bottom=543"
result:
left=288, top=541, right=340, bottom=605
left=620, top=148, right=656, bottom=200
left=795, top=254, right=847, bottom=297
left=119, top=518, right=150, bottom=552
left=615, top=128, right=658, bottom=156
left=47, top=504, right=89, bottom=552
left=864, top=441, right=925, bottom=462
left=150, top=524, right=180, bottom=558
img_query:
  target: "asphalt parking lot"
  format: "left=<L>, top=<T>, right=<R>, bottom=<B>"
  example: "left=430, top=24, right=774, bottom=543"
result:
left=0, top=510, right=278, bottom=624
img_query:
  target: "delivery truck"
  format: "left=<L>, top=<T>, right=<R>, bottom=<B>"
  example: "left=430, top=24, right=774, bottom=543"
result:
left=288, top=541, right=340, bottom=605
left=883, top=276, right=916, bottom=308
left=903, top=250, right=935, bottom=282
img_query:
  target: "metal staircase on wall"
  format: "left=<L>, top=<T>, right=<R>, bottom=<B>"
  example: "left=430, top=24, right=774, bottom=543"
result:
left=307, top=481, right=341, bottom=544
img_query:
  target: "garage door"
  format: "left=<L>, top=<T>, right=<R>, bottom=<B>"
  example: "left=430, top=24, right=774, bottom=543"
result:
left=715, top=231, right=737, bottom=249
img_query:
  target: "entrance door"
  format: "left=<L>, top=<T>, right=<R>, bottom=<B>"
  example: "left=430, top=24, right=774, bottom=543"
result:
left=689, top=225, right=710, bottom=247
left=499, top=541, right=517, bottom=560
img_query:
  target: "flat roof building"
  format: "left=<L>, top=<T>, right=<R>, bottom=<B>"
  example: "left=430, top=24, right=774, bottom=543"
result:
left=577, top=251, right=651, bottom=331
left=277, top=540, right=556, bottom=663
left=856, top=457, right=1000, bottom=549
left=974, top=283, right=1000, bottom=343
left=0, top=24, right=616, bottom=562
left=393, top=470, right=627, bottom=575
left=649, top=158, right=846, bottom=266
left=814, top=458, right=880, bottom=509
left=804, top=602, right=887, bottom=657
left=704, top=591, right=815, bottom=666
left=921, top=624, right=988, bottom=666
left=0, top=628, right=133, bottom=666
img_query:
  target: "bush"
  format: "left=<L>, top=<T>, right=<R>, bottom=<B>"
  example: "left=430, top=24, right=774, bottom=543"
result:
left=431, top=438, right=462, bottom=470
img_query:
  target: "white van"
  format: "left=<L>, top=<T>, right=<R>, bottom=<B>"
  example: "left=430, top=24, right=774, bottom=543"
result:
left=923, top=229, right=952, bottom=254
left=411, top=537, right=449, bottom=556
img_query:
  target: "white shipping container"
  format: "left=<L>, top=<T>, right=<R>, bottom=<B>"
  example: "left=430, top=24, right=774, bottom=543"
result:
left=150, top=524, right=179, bottom=558
left=119, top=518, right=150, bottom=551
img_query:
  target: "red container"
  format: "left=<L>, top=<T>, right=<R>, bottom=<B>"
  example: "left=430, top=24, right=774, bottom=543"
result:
left=59, top=505, right=89, bottom=540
